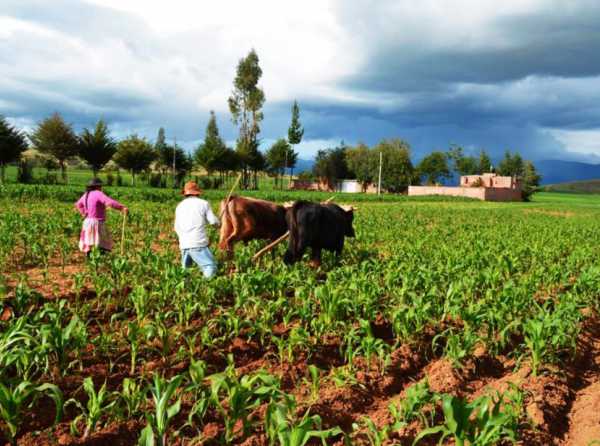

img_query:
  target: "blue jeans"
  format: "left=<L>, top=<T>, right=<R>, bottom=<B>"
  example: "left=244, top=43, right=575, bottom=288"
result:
left=181, top=247, right=217, bottom=278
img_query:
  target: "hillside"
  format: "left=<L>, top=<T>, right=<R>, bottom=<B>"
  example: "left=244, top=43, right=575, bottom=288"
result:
left=536, top=159, right=600, bottom=185
left=543, top=179, right=600, bottom=194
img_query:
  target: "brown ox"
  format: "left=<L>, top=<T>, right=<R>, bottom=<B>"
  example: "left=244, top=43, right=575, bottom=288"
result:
left=218, top=196, right=288, bottom=252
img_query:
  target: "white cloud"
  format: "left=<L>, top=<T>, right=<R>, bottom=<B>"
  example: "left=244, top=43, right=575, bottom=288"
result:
left=547, top=128, right=600, bottom=157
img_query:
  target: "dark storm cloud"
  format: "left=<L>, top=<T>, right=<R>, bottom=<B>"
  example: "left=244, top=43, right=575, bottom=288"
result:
left=339, top=1, right=600, bottom=90
left=312, top=0, right=600, bottom=161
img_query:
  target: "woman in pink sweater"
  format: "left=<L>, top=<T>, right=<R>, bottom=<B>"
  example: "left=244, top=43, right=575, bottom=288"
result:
left=75, top=178, right=128, bottom=255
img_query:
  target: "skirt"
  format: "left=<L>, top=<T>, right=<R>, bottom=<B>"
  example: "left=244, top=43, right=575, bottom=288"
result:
left=79, top=218, right=113, bottom=253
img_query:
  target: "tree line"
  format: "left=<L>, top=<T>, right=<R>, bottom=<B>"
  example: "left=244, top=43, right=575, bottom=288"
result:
left=310, top=141, right=540, bottom=199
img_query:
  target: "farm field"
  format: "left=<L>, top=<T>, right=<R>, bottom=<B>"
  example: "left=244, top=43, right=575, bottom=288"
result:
left=1, top=186, right=600, bottom=445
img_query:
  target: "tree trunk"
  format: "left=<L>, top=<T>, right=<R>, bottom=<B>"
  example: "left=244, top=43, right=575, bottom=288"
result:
left=0, top=162, right=4, bottom=184
left=60, top=161, right=67, bottom=183
left=131, top=170, right=135, bottom=186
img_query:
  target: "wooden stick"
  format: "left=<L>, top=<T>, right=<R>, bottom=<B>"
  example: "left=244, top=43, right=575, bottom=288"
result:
left=252, top=231, right=290, bottom=261
left=120, top=211, right=127, bottom=256
left=219, top=173, right=243, bottom=219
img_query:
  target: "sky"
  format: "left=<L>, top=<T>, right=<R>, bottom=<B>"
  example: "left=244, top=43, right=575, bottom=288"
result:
left=2, top=0, right=600, bottom=163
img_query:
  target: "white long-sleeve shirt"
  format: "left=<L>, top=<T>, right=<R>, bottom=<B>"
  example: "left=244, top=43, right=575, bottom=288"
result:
left=174, top=197, right=220, bottom=249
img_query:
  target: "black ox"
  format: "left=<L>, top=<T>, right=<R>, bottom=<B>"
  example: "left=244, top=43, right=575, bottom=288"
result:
left=283, top=200, right=356, bottom=266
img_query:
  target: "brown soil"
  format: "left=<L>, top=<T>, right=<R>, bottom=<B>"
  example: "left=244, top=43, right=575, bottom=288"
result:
left=4, top=261, right=600, bottom=446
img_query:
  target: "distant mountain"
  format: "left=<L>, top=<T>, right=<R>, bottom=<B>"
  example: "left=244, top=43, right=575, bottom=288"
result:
left=536, top=160, right=600, bottom=185
left=294, top=158, right=314, bottom=173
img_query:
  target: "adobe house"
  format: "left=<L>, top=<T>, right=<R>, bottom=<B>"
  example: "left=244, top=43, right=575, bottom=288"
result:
left=408, top=173, right=522, bottom=201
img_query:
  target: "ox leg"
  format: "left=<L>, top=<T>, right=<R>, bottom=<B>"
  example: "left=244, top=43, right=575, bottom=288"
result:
left=218, top=224, right=231, bottom=252
left=309, top=247, right=322, bottom=268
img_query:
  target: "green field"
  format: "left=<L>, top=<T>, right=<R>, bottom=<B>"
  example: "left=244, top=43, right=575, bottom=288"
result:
left=1, top=187, right=599, bottom=445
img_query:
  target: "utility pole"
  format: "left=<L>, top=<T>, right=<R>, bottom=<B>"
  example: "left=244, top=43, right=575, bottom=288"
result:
left=377, top=150, right=383, bottom=196
left=284, top=149, right=288, bottom=190
left=172, top=136, right=177, bottom=188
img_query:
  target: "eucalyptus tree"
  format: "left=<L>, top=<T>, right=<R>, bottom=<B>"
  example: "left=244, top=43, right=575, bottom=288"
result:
left=228, top=49, right=265, bottom=189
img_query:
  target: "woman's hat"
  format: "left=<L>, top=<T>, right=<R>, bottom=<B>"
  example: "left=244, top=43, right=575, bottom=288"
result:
left=182, top=181, right=202, bottom=196
left=87, top=178, right=103, bottom=187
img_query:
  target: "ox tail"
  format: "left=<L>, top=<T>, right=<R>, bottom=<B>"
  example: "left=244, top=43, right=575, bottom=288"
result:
left=284, top=204, right=300, bottom=264
left=218, top=198, right=236, bottom=251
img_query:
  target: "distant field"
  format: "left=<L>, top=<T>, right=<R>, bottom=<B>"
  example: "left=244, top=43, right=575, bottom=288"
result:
left=543, top=179, right=600, bottom=194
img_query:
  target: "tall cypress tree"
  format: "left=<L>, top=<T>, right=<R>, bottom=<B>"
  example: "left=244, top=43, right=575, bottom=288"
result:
left=286, top=100, right=302, bottom=182
left=154, top=127, right=168, bottom=175
left=194, top=111, right=227, bottom=176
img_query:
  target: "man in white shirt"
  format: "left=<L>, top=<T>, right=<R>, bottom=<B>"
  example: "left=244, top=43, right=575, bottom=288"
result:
left=174, top=181, right=220, bottom=278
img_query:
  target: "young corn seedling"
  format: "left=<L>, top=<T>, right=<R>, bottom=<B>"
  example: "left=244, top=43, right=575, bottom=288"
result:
left=35, top=300, right=87, bottom=376
left=138, top=374, right=183, bottom=446
left=306, top=365, right=321, bottom=402
left=0, top=380, right=63, bottom=446
left=181, top=360, right=211, bottom=433
left=119, top=378, right=145, bottom=420
left=130, top=285, right=151, bottom=322
left=265, top=394, right=342, bottom=446
left=209, top=369, right=281, bottom=443
left=351, top=417, right=388, bottom=446
left=0, top=317, right=39, bottom=381
left=68, top=377, right=116, bottom=439
left=125, top=320, right=149, bottom=375
left=412, top=389, right=522, bottom=446
left=389, top=379, right=436, bottom=432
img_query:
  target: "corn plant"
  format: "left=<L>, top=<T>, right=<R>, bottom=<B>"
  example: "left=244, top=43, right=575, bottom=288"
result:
left=138, top=374, right=183, bottom=446
left=68, top=377, right=116, bottom=439
left=0, top=380, right=63, bottom=445
left=306, top=365, right=321, bottom=402
left=119, top=378, right=145, bottom=419
left=0, top=316, right=40, bottom=380
left=412, top=389, right=522, bottom=446
left=352, top=417, right=388, bottom=446
left=35, top=301, right=87, bottom=376
left=265, top=394, right=342, bottom=446
left=184, top=360, right=210, bottom=428
left=209, top=368, right=281, bottom=442
left=389, top=379, right=436, bottom=431
left=10, top=283, right=42, bottom=317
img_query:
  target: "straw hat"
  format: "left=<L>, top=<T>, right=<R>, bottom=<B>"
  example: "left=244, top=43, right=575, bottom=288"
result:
left=182, top=181, right=202, bottom=196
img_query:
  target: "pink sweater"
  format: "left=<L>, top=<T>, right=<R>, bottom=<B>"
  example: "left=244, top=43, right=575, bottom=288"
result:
left=76, top=190, right=124, bottom=220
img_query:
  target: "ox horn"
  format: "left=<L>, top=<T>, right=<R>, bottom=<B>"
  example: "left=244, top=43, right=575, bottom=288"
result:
left=283, top=201, right=295, bottom=209
left=323, top=195, right=336, bottom=203
left=252, top=231, right=290, bottom=261
left=340, top=205, right=357, bottom=212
